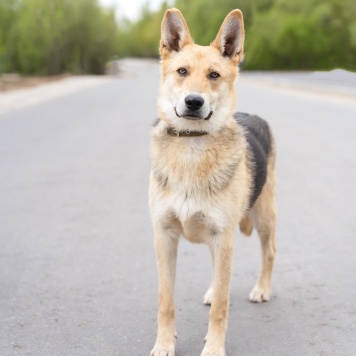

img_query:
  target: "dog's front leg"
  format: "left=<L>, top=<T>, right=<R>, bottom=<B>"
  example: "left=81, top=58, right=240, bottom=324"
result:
left=151, top=222, right=180, bottom=356
left=201, top=230, right=235, bottom=356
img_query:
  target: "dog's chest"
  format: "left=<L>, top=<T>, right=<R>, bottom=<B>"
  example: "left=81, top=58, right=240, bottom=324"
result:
left=167, top=184, right=225, bottom=242
left=152, top=143, right=238, bottom=228
left=168, top=182, right=220, bottom=220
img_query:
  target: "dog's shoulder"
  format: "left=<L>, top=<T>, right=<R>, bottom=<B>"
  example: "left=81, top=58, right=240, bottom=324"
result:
left=233, top=112, right=272, bottom=208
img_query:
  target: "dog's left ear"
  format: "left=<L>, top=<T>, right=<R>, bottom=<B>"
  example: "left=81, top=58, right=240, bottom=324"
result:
left=212, top=10, right=245, bottom=63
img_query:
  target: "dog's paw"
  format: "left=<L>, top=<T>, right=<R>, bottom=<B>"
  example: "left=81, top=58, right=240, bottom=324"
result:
left=203, top=287, right=213, bottom=305
left=249, top=285, right=271, bottom=303
left=150, top=345, right=175, bottom=356
left=201, top=346, right=226, bottom=356
left=201, top=335, right=225, bottom=356
left=150, top=331, right=177, bottom=356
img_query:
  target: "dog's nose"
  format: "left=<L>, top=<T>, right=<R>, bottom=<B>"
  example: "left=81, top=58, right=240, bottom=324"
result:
left=185, top=95, right=204, bottom=111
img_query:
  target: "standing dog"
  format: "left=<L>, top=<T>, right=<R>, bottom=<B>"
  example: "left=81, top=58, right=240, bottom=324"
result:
left=149, top=8, right=276, bottom=356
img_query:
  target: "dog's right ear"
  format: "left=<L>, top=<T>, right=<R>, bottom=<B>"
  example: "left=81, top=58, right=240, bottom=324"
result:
left=160, top=8, right=193, bottom=58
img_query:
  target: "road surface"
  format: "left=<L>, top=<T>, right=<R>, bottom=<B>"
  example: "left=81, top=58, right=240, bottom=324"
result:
left=1, top=59, right=356, bottom=356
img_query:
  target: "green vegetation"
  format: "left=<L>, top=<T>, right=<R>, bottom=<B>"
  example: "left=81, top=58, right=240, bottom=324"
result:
left=0, top=0, right=118, bottom=75
left=118, top=0, right=356, bottom=71
left=0, top=0, right=355, bottom=75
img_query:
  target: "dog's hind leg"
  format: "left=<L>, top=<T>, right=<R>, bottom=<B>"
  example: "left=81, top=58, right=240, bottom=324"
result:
left=151, top=218, right=181, bottom=356
left=248, top=168, right=277, bottom=303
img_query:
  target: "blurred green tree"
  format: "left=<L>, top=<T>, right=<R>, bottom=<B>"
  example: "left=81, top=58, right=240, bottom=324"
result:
left=1, top=0, right=355, bottom=74
left=245, top=0, right=356, bottom=70
left=116, top=0, right=356, bottom=71
left=0, top=0, right=20, bottom=73
left=1, top=0, right=119, bottom=75
left=116, top=2, right=170, bottom=58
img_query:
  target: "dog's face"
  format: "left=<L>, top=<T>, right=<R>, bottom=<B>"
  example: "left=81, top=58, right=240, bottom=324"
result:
left=158, top=9, right=245, bottom=133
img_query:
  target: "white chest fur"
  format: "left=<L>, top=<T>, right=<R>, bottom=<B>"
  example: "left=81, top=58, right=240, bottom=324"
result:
left=150, top=123, right=248, bottom=241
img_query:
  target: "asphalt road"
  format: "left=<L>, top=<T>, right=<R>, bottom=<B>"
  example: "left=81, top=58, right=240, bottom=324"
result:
left=1, top=60, right=356, bottom=356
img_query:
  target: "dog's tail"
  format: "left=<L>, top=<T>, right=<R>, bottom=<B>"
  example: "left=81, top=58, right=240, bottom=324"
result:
left=239, top=215, right=253, bottom=237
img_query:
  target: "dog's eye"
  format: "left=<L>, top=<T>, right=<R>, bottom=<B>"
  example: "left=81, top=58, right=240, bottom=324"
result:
left=209, top=71, right=220, bottom=79
left=177, top=68, right=187, bottom=76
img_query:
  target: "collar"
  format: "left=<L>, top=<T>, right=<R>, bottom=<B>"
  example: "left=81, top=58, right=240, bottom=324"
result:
left=167, top=127, right=208, bottom=137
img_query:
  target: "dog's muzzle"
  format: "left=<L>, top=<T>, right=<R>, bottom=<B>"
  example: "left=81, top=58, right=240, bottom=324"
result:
left=175, top=94, right=213, bottom=120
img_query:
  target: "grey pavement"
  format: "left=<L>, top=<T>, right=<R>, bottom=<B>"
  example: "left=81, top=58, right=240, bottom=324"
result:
left=0, top=76, right=113, bottom=114
left=240, top=68, right=356, bottom=99
left=0, top=59, right=356, bottom=356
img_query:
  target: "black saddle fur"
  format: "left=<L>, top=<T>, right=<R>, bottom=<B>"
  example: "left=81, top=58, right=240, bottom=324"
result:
left=234, top=112, right=272, bottom=209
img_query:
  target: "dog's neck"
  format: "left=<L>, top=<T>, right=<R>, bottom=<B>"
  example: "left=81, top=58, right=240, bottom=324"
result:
left=166, top=127, right=208, bottom=137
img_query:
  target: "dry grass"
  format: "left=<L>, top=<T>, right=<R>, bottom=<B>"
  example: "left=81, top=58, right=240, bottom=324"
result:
left=0, top=73, right=71, bottom=92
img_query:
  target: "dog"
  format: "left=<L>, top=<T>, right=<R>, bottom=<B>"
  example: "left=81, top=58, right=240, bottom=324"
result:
left=149, top=8, right=276, bottom=356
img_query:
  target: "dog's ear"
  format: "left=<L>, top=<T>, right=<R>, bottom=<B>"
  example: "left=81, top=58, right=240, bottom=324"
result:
left=212, top=10, right=244, bottom=63
left=160, top=8, right=193, bottom=58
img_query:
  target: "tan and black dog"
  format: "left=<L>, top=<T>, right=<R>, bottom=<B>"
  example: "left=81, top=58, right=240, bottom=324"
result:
left=149, top=8, right=276, bottom=356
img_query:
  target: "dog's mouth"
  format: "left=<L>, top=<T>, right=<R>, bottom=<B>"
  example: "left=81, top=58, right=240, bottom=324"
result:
left=175, top=107, right=213, bottom=121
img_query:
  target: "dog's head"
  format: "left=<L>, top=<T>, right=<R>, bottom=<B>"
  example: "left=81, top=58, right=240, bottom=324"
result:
left=158, top=8, right=244, bottom=133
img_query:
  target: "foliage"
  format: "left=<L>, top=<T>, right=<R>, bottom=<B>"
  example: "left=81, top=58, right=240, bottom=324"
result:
left=116, top=0, right=356, bottom=71
left=116, top=2, right=170, bottom=58
left=0, top=0, right=355, bottom=74
left=0, top=0, right=118, bottom=75
left=245, top=0, right=356, bottom=70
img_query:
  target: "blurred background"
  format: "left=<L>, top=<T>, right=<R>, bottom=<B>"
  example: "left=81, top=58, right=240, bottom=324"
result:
left=1, top=1, right=356, bottom=356
left=0, top=0, right=355, bottom=78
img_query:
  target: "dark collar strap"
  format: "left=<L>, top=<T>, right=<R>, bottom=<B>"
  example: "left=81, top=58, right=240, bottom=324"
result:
left=167, top=127, right=208, bottom=137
